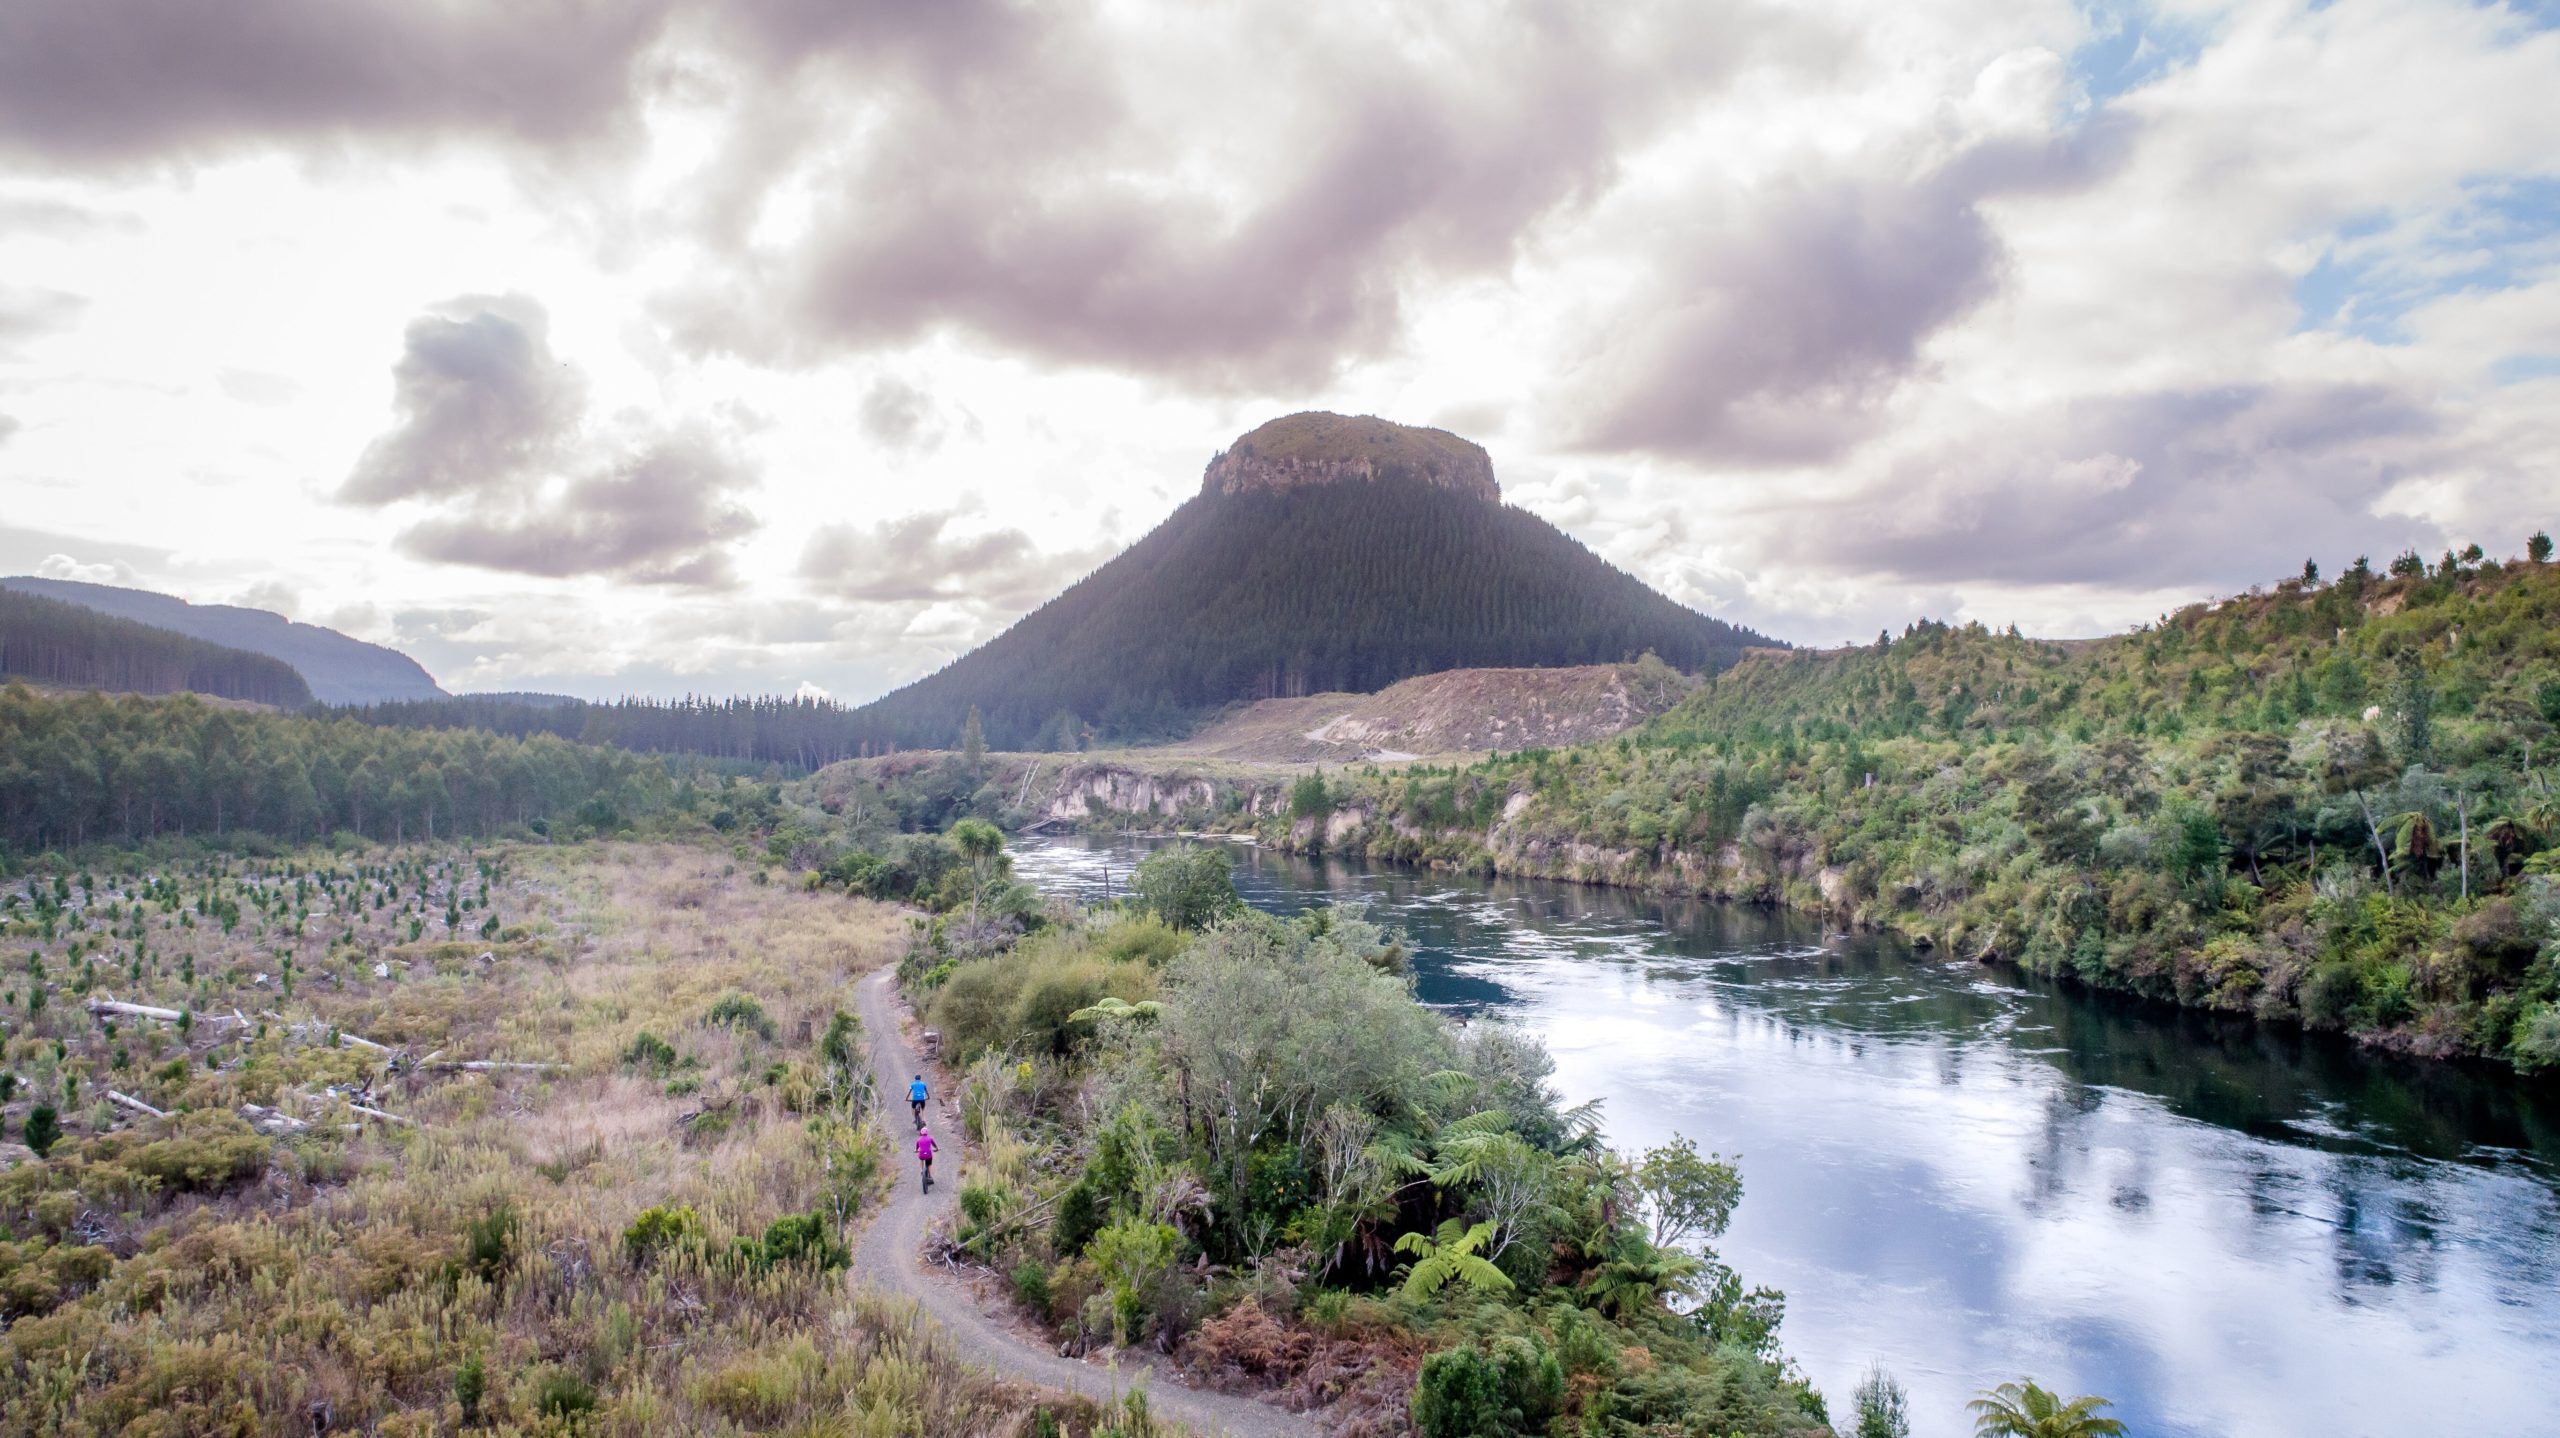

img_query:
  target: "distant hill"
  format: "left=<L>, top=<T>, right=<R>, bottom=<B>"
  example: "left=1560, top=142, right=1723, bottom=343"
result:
left=847, top=412, right=1775, bottom=749
left=0, top=577, right=444, bottom=705
left=0, top=588, right=313, bottom=706
left=459, top=691, right=583, bottom=709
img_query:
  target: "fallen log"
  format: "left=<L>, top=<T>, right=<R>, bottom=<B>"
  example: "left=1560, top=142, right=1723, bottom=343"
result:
left=346, top=1101, right=413, bottom=1127
left=239, top=1103, right=311, bottom=1134
left=425, top=1060, right=563, bottom=1073
left=87, top=999, right=186, bottom=1023
left=287, top=1021, right=395, bottom=1055
left=106, top=1090, right=168, bottom=1119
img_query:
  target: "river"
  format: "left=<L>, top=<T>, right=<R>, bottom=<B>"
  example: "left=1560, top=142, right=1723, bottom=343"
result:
left=1010, top=833, right=2560, bottom=1438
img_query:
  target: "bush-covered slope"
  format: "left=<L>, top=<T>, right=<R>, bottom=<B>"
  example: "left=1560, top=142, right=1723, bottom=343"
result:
left=849, top=477, right=1771, bottom=750
left=1183, top=548, right=2560, bottom=1073
left=0, top=588, right=313, bottom=707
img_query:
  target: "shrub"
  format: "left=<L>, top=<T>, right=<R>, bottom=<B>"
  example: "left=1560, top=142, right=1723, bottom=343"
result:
left=1052, top=1176, right=1105, bottom=1256
left=459, top=1204, right=516, bottom=1287
left=1413, top=1347, right=1513, bottom=1438
left=1011, top=1258, right=1052, bottom=1314
left=1486, top=1335, right=1565, bottom=1431
left=454, top=1353, right=487, bottom=1427
left=120, top=1111, right=267, bottom=1191
left=819, top=1009, right=861, bottom=1078
left=534, top=1367, right=595, bottom=1420
left=623, top=1204, right=704, bottom=1264
left=1128, top=845, right=1241, bottom=930
left=2300, top=962, right=2360, bottom=1027
left=622, top=1030, right=679, bottom=1074
left=729, top=1211, right=846, bottom=1273
left=1087, top=1218, right=1181, bottom=1345
left=705, top=992, right=775, bottom=1040
left=1190, top=1298, right=1310, bottom=1380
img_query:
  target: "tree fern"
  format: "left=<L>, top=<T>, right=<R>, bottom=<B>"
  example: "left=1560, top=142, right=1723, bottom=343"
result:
left=1394, top=1218, right=1514, bottom=1300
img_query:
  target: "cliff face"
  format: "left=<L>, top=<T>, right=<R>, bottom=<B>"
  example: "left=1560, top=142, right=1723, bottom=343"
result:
left=1201, top=411, right=1498, bottom=502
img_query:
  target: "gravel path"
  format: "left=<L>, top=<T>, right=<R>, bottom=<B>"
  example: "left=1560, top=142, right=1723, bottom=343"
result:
left=850, top=970, right=1318, bottom=1438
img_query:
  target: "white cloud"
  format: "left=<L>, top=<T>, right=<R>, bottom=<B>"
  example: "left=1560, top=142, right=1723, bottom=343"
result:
left=34, top=552, right=129, bottom=585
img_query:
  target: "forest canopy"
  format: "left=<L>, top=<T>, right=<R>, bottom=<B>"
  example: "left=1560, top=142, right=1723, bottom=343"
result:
left=0, top=589, right=312, bottom=708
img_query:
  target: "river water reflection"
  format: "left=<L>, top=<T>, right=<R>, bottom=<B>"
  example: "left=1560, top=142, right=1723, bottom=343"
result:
left=1012, top=834, right=2560, bottom=1438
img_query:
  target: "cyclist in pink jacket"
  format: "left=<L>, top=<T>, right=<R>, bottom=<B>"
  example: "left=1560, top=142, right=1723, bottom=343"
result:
left=916, top=1124, right=936, bottom=1192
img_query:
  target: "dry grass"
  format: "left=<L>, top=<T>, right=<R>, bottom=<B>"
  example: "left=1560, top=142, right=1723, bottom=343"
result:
left=0, top=841, right=1169, bottom=1436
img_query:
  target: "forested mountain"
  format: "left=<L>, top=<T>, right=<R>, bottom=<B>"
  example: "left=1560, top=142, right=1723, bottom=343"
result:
left=0, top=576, right=445, bottom=704
left=0, top=683, right=668, bottom=852
left=0, top=589, right=313, bottom=706
left=1219, top=540, right=2560, bottom=1072
left=847, top=413, right=1772, bottom=748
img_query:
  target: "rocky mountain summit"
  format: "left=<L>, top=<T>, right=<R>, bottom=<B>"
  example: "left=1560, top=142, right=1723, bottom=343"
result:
left=1201, top=411, right=1498, bottom=502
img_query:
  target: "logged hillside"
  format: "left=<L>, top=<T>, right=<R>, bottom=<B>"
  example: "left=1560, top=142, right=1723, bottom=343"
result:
left=1167, top=659, right=1696, bottom=762
left=0, top=588, right=313, bottom=706
left=847, top=414, right=1770, bottom=750
left=1025, top=548, right=2560, bottom=1074
left=1, top=576, right=445, bottom=704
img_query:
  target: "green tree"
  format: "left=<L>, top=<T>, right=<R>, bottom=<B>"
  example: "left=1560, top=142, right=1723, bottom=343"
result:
left=1852, top=1364, right=1911, bottom=1438
left=2391, top=654, right=2433, bottom=766
left=2531, top=531, right=2554, bottom=565
left=1290, top=770, right=1332, bottom=822
left=21, top=1104, right=59, bottom=1157
left=960, top=705, right=987, bottom=771
left=1128, top=844, right=1240, bottom=930
left=1968, top=1380, right=2127, bottom=1438
left=1637, top=1134, right=1743, bottom=1251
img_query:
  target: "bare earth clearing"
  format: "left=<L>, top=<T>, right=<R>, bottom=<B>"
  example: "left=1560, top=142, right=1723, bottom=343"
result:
left=0, top=842, right=1198, bottom=1435
left=1156, top=663, right=1692, bottom=764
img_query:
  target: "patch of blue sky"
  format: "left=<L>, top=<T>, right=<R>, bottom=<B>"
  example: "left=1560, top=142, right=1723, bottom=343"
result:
left=2294, top=175, right=2560, bottom=342
left=2479, top=0, right=2560, bottom=36
left=2491, top=354, right=2560, bottom=384
left=2068, top=2, right=2211, bottom=105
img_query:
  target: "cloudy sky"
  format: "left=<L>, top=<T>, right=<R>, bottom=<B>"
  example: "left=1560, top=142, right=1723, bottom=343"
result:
left=1, top=0, right=2554, bottom=701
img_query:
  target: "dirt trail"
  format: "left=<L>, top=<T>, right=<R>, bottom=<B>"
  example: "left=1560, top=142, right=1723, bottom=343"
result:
left=850, top=970, right=1317, bottom=1438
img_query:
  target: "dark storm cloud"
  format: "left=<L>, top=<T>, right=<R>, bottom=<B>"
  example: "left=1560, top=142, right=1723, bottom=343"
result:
left=344, top=295, right=759, bottom=588
left=669, top=5, right=1786, bottom=390
left=799, top=511, right=1101, bottom=609
left=1771, top=382, right=2446, bottom=589
left=1577, top=125, right=2136, bottom=466
left=0, top=0, right=670, bottom=166
left=342, top=296, right=578, bottom=504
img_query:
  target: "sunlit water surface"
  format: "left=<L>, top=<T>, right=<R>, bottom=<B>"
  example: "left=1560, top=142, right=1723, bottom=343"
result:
left=1011, top=834, right=2560, bottom=1438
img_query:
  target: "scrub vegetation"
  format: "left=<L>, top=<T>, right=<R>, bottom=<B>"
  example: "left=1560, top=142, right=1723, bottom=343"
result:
left=904, top=844, right=1830, bottom=1438
left=0, top=839, right=1174, bottom=1436
left=1222, top=544, right=2560, bottom=1072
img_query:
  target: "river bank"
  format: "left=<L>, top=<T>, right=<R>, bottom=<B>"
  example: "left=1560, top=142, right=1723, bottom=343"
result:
left=1011, top=832, right=2560, bottom=1438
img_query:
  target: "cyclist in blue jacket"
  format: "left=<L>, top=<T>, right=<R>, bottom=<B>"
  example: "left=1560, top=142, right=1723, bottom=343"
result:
left=909, top=1073, right=928, bottom=1128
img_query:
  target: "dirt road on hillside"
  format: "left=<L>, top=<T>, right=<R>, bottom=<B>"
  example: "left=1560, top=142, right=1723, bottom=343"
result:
left=849, top=970, right=1317, bottom=1438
